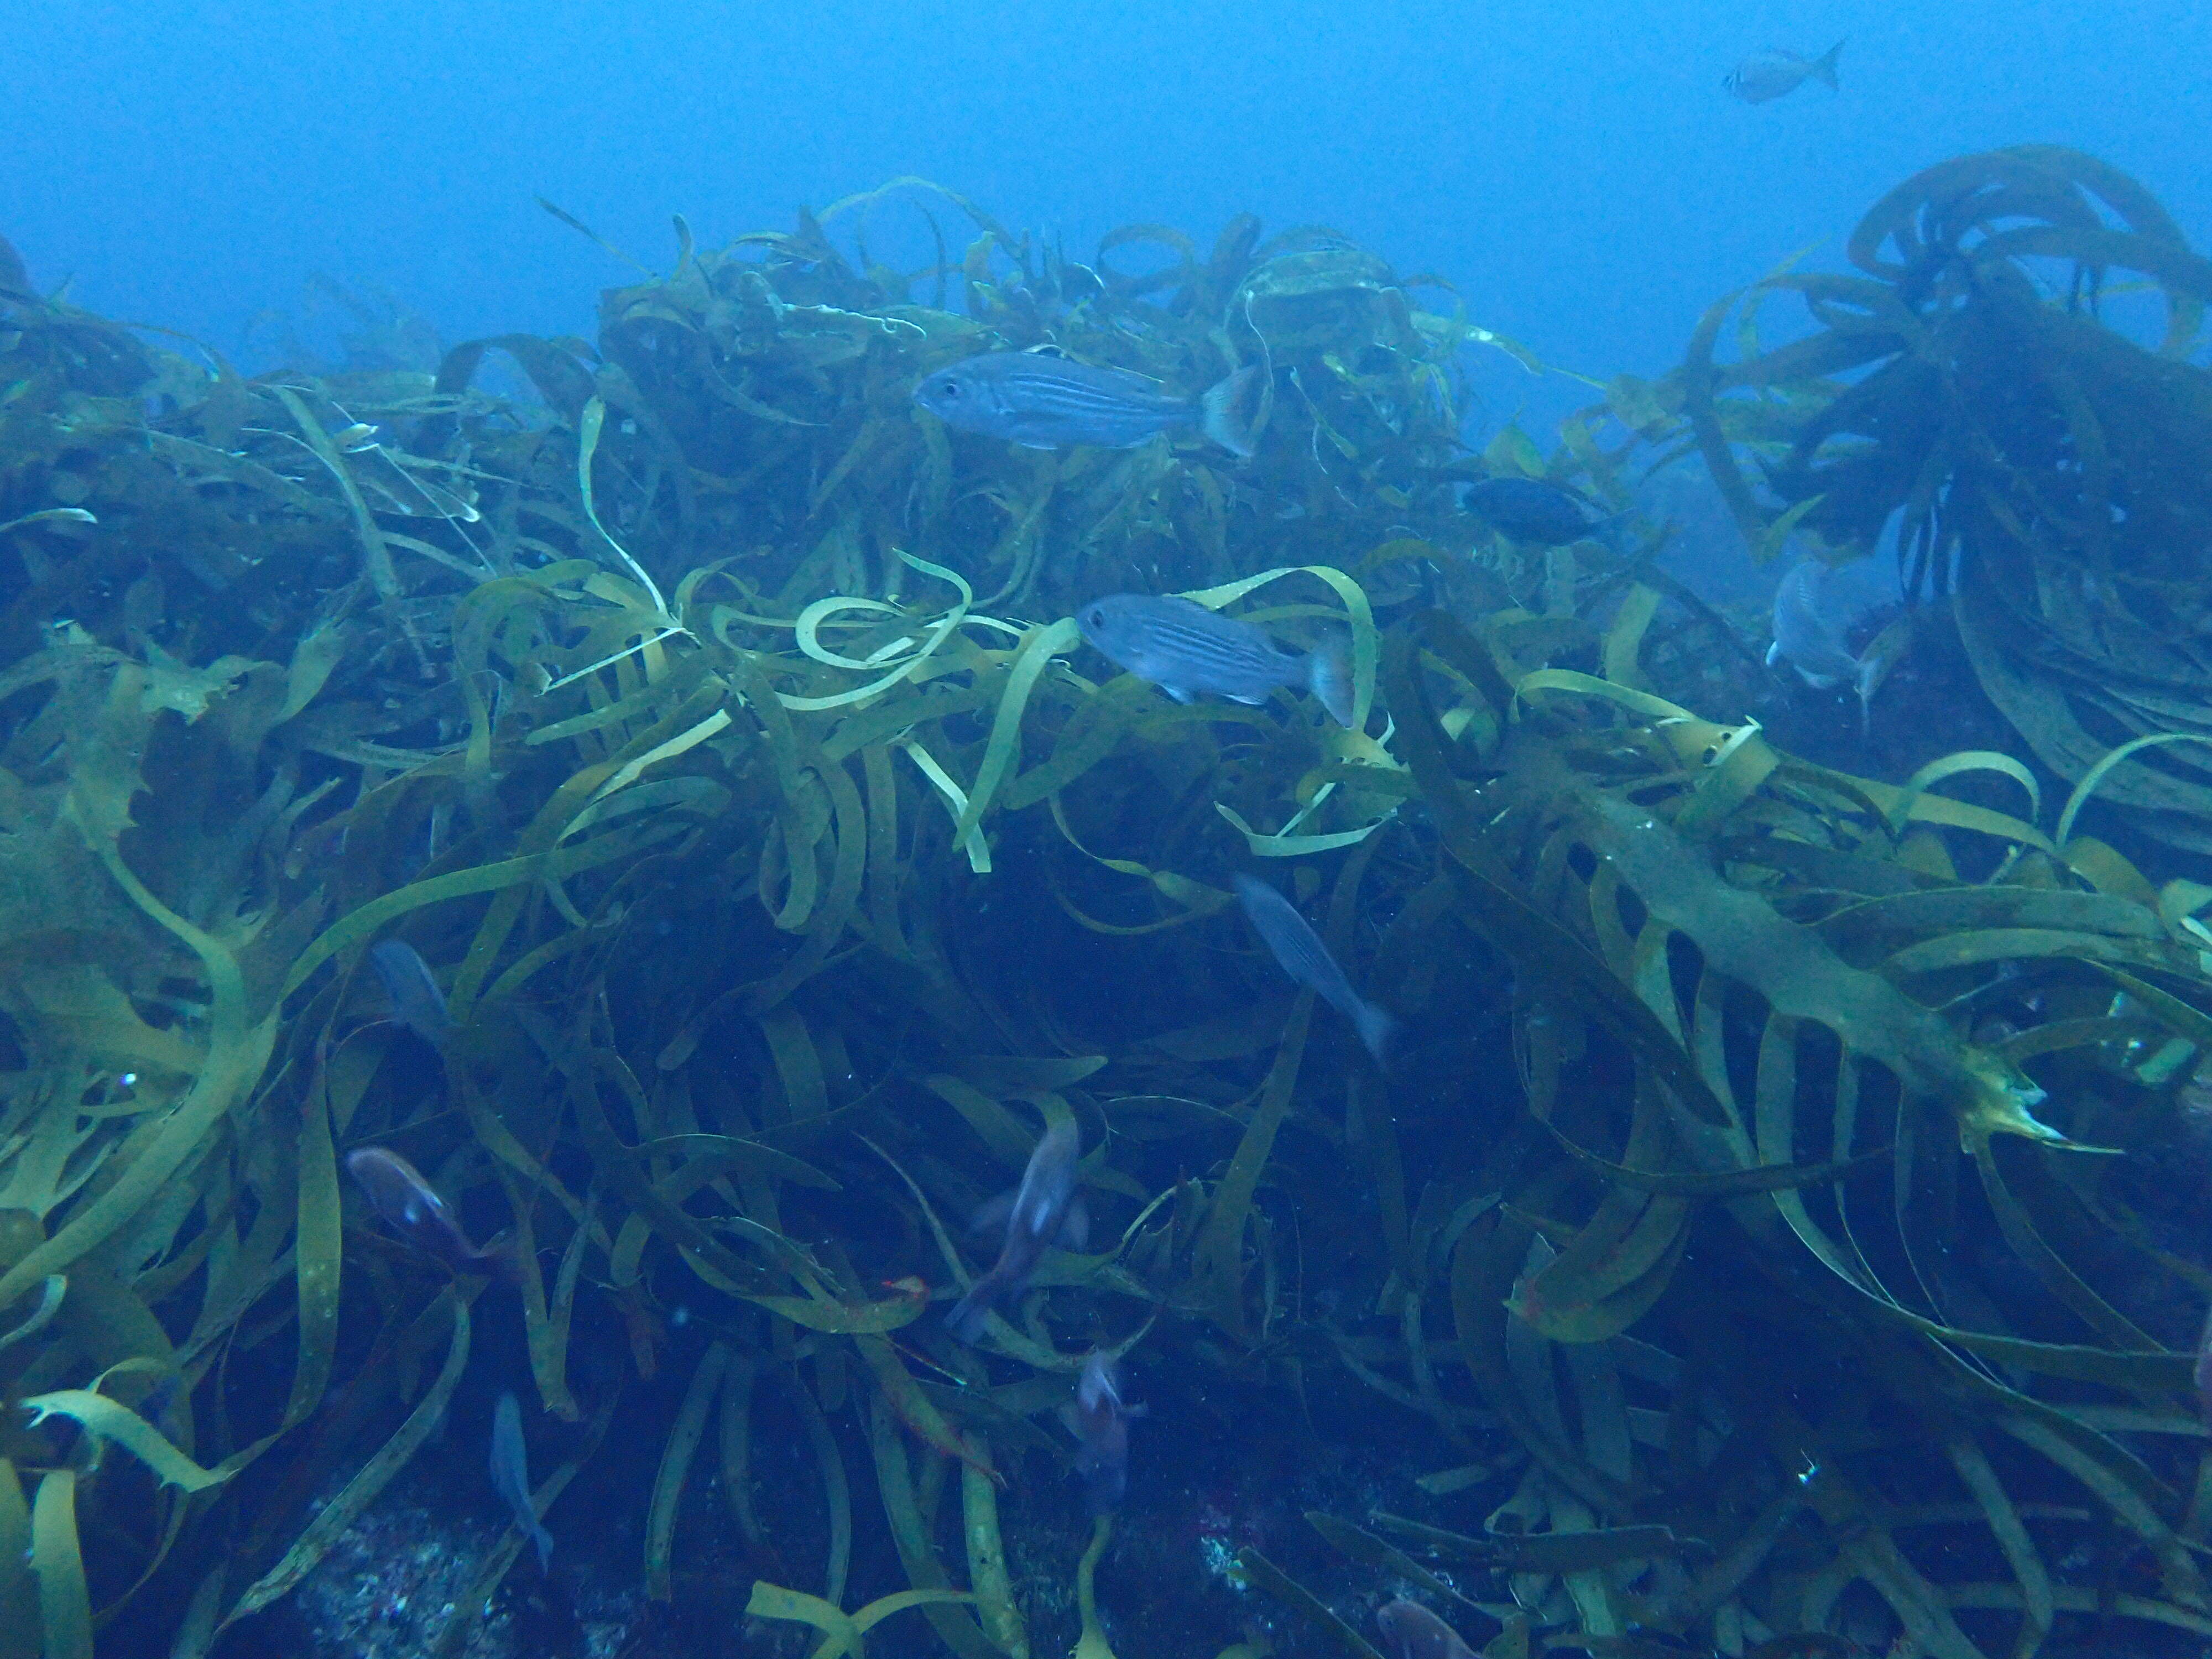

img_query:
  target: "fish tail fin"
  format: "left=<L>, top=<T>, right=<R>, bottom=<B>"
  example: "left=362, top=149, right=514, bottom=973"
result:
left=1306, top=632, right=1356, bottom=728
left=477, top=1230, right=530, bottom=1288
left=945, top=1271, right=1003, bottom=1344
left=1354, top=1000, right=1400, bottom=1071
left=1854, top=647, right=1884, bottom=735
left=1592, top=509, right=1635, bottom=554
left=1201, top=364, right=1262, bottom=458
left=1813, top=38, right=1843, bottom=90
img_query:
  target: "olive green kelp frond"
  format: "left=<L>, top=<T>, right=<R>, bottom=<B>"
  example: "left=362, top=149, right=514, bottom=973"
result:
left=1652, top=145, right=2212, bottom=853
left=8, top=166, right=2212, bottom=1659
left=1347, top=608, right=2212, bottom=1658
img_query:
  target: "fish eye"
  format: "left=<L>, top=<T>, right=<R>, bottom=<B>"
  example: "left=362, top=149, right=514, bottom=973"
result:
left=936, top=380, right=961, bottom=399
left=1084, top=607, right=1104, bottom=627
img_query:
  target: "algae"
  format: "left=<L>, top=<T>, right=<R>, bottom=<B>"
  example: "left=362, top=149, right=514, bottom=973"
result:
left=4, top=165, right=2212, bottom=1659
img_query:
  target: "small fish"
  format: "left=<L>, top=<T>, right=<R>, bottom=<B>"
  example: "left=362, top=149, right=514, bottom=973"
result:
left=946, top=1120, right=1082, bottom=1343
left=490, top=1392, right=554, bottom=1572
left=1766, top=559, right=1886, bottom=729
left=1058, top=1351, right=1144, bottom=1515
left=1461, top=476, right=1627, bottom=550
left=1724, top=40, right=1843, bottom=104
left=1376, top=1600, right=1476, bottom=1659
left=913, top=351, right=1260, bottom=456
left=1234, top=874, right=1396, bottom=1065
left=345, top=1146, right=517, bottom=1281
left=368, top=939, right=451, bottom=1047
left=1077, top=593, right=1353, bottom=727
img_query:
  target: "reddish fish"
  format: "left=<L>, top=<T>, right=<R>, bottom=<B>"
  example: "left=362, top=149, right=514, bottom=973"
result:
left=946, top=1120, right=1082, bottom=1342
left=1060, top=1350, right=1143, bottom=1515
left=346, top=1146, right=517, bottom=1282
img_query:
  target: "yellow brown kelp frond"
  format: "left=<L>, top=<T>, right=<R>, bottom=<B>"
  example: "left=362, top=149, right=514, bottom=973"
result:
left=0, top=189, right=1477, bottom=1658
left=1353, top=606, right=2212, bottom=1655
left=1656, top=145, right=2212, bottom=852
left=9, top=168, right=2212, bottom=1659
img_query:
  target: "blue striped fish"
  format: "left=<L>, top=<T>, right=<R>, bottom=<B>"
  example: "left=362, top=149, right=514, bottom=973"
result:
left=1234, top=874, right=1396, bottom=1066
left=1077, top=593, right=1353, bottom=727
left=913, top=351, right=1259, bottom=456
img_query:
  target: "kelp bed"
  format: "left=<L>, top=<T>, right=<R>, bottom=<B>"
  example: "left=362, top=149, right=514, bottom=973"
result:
left=8, top=152, right=2212, bottom=1659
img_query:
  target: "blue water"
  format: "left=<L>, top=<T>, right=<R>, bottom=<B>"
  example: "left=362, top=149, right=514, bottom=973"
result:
left=7, top=0, right=2205, bottom=403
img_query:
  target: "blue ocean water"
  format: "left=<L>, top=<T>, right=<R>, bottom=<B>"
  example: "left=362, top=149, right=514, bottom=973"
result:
left=12, top=9, right=2212, bottom=1659
left=6, top=0, right=2204, bottom=394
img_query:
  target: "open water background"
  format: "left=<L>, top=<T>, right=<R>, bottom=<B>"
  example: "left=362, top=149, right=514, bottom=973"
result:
left=5, top=0, right=2208, bottom=415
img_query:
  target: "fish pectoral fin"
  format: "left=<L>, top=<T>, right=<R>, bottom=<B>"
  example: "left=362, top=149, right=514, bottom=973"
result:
left=1057, top=1193, right=1091, bottom=1251
left=1160, top=683, right=1198, bottom=704
left=1224, top=690, right=1271, bottom=706
left=1765, top=641, right=1783, bottom=667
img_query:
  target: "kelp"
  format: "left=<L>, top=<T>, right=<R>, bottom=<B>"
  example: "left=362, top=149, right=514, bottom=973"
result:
left=1658, top=145, right=2212, bottom=852
left=8, top=166, right=2212, bottom=1659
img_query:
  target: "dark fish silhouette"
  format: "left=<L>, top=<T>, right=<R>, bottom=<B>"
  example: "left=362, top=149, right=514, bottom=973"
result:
left=946, top=1120, right=1082, bottom=1342
left=1058, top=1351, right=1144, bottom=1515
left=1376, top=1600, right=1476, bottom=1659
left=914, top=351, right=1259, bottom=456
left=490, top=1391, right=553, bottom=1572
left=1724, top=41, right=1843, bottom=103
left=368, top=939, right=451, bottom=1047
left=1077, top=593, right=1354, bottom=727
left=1461, top=476, right=1626, bottom=549
left=1234, top=874, right=1396, bottom=1065
left=345, top=1146, right=517, bottom=1281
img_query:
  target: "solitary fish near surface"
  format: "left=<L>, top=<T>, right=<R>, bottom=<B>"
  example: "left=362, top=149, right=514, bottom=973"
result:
left=1724, top=40, right=1843, bottom=103
left=1077, top=593, right=1354, bottom=727
left=1234, top=873, right=1396, bottom=1065
left=946, top=1119, right=1083, bottom=1343
left=913, top=351, right=1260, bottom=456
left=490, top=1391, right=554, bottom=1573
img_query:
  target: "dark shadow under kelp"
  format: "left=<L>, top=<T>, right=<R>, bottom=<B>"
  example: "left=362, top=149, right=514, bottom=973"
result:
left=6, top=160, right=2212, bottom=1659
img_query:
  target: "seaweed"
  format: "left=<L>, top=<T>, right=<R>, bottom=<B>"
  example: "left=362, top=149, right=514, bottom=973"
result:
left=1662, top=145, right=2212, bottom=851
left=6, top=162, right=2212, bottom=1659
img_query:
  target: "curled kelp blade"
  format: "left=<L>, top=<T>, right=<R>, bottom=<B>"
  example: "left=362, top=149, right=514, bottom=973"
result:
left=18, top=155, right=2212, bottom=1659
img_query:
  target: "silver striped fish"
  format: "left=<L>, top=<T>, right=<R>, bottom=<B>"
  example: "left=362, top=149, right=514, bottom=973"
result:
left=1234, top=874, right=1396, bottom=1065
left=1076, top=593, right=1353, bottom=727
left=913, top=351, right=1258, bottom=456
left=1724, top=40, right=1842, bottom=103
left=1767, top=559, right=1887, bottom=728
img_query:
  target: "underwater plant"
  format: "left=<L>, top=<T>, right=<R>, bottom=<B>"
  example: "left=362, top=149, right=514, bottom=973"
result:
left=3, top=157, right=2212, bottom=1659
left=1670, top=145, right=2212, bottom=852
